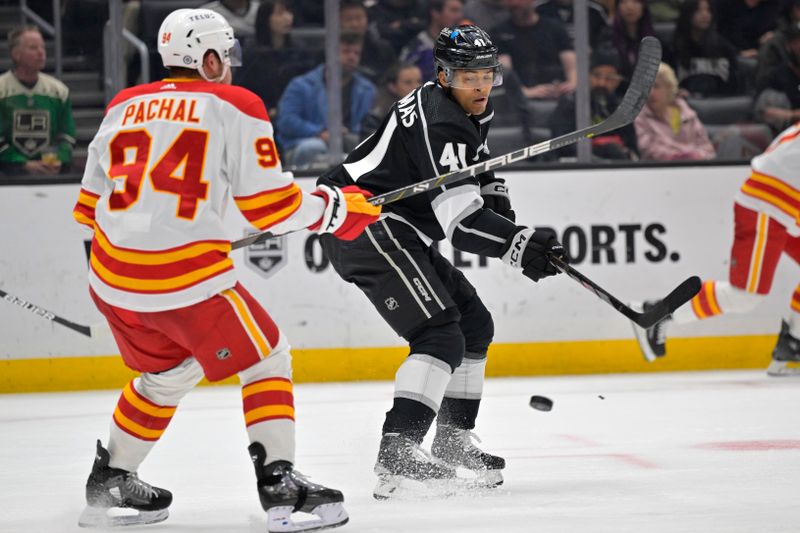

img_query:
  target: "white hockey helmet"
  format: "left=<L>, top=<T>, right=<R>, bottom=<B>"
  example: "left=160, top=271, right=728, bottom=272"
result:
left=157, top=8, right=242, bottom=82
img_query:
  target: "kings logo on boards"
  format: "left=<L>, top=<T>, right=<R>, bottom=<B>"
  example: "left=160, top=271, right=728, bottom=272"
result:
left=244, top=232, right=287, bottom=279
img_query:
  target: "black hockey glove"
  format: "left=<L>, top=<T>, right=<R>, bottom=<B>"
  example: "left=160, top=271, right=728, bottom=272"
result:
left=501, top=227, right=567, bottom=282
left=480, top=179, right=515, bottom=222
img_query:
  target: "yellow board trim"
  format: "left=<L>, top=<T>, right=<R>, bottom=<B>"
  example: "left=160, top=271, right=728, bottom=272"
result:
left=0, top=335, right=777, bottom=394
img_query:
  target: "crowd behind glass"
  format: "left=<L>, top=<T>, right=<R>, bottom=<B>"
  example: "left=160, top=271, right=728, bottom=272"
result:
left=2, top=0, right=799, bottom=178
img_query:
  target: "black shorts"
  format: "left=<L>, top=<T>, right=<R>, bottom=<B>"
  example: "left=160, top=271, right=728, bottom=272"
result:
left=321, top=218, right=477, bottom=339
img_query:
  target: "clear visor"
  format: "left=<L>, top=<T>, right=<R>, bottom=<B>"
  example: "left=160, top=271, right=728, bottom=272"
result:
left=226, top=39, right=243, bottom=67
left=444, top=65, right=503, bottom=89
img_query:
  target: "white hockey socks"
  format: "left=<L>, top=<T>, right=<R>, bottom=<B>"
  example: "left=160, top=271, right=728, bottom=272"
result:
left=443, top=352, right=487, bottom=401
left=108, top=357, right=203, bottom=472
left=239, top=344, right=296, bottom=466
left=393, top=353, right=453, bottom=413
left=671, top=281, right=764, bottom=324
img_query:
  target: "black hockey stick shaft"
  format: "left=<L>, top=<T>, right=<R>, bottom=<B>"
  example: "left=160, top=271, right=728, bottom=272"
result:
left=0, top=288, right=93, bottom=337
left=231, top=37, right=662, bottom=251
left=549, top=256, right=701, bottom=329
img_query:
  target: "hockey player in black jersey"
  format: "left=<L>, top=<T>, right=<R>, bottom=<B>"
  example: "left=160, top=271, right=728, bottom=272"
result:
left=318, top=24, right=567, bottom=498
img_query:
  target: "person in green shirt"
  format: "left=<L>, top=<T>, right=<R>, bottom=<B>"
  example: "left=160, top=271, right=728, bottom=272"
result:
left=0, top=25, right=76, bottom=176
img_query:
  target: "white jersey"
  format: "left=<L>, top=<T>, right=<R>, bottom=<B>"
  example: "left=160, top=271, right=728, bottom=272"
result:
left=73, top=78, right=324, bottom=311
left=736, top=122, right=800, bottom=235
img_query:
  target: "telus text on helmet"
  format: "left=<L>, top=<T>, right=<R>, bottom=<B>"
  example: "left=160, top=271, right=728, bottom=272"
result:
left=188, top=13, right=215, bottom=21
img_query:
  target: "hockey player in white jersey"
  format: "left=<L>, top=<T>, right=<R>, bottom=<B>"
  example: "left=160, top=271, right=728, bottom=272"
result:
left=634, top=122, right=800, bottom=376
left=72, top=8, right=379, bottom=531
left=317, top=24, right=567, bottom=498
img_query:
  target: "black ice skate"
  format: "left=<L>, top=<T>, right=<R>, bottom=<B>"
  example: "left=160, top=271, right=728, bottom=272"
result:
left=767, top=320, right=800, bottom=377
left=632, top=301, right=670, bottom=362
left=373, top=433, right=456, bottom=500
left=78, top=440, right=172, bottom=528
left=432, top=425, right=505, bottom=487
left=249, top=442, right=348, bottom=533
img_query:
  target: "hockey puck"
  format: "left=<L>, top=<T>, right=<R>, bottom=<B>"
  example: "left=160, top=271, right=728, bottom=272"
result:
left=529, top=395, right=553, bottom=411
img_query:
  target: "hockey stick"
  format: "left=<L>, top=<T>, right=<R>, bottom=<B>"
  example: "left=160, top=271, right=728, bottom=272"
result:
left=232, top=37, right=662, bottom=251
left=549, top=256, right=701, bottom=329
left=0, top=288, right=107, bottom=338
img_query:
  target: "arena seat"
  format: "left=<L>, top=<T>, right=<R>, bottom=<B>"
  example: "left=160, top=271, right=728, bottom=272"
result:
left=488, top=126, right=551, bottom=159
left=707, top=123, right=773, bottom=161
left=686, top=96, right=753, bottom=125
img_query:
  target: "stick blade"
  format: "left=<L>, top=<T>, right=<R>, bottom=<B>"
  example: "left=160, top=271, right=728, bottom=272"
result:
left=633, top=276, right=702, bottom=329
left=605, top=37, right=662, bottom=128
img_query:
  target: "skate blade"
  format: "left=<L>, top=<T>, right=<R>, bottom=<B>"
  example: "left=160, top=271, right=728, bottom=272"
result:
left=471, top=468, right=504, bottom=488
left=267, top=503, right=348, bottom=533
left=373, top=471, right=501, bottom=500
left=78, top=505, right=168, bottom=528
left=767, top=360, right=800, bottom=377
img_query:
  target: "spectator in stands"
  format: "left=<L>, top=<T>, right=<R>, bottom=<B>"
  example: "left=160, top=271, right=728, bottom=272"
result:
left=671, top=0, right=740, bottom=96
left=493, top=0, right=577, bottom=99
left=340, top=0, right=397, bottom=84
left=548, top=47, right=638, bottom=160
left=635, top=62, right=716, bottom=160
left=276, top=33, right=376, bottom=167
left=400, top=0, right=465, bottom=81
left=536, top=0, right=612, bottom=50
left=234, top=0, right=315, bottom=117
left=201, top=0, right=260, bottom=42
left=755, top=25, right=800, bottom=133
left=716, top=0, right=780, bottom=58
left=361, top=62, right=423, bottom=136
left=368, top=0, right=427, bottom=55
left=464, top=0, right=510, bottom=30
left=756, top=0, right=800, bottom=87
left=0, top=25, right=75, bottom=176
left=611, top=0, right=656, bottom=83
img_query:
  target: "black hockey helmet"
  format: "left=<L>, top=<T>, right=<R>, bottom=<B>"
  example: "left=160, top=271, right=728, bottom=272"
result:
left=434, top=24, right=502, bottom=87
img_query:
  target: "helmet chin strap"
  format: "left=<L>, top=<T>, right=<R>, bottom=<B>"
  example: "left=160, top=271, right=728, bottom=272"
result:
left=198, top=61, right=229, bottom=83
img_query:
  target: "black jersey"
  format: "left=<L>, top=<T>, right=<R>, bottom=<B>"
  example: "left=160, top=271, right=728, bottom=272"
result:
left=318, top=82, right=518, bottom=258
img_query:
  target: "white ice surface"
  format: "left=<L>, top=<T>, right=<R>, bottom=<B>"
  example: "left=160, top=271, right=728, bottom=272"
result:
left=1, top=370, right=799, bottom=533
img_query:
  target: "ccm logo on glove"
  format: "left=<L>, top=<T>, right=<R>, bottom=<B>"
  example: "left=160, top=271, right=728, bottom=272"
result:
left=501, top=227, right=567, bottom=282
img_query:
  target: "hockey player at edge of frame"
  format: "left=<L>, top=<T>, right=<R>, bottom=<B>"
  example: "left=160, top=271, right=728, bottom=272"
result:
left=316, top=24, right=568, bottom=499
left=634, top=121, right=800, bottom=377
left=71, top=8, right=380, bottom=532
